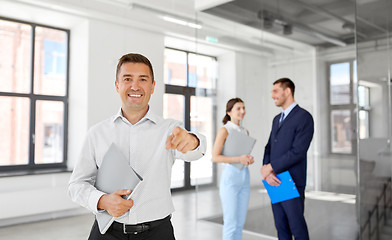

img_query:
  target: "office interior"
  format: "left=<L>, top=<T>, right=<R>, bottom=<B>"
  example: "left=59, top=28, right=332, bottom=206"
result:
left=0, top=0, right=391, bottom=239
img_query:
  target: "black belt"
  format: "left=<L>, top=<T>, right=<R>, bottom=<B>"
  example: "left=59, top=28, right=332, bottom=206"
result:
left=111, top=215, right=171, bottom=234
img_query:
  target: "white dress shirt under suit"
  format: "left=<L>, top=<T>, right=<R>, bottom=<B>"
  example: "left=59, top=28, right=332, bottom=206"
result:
left=68, top=108, right=206, bottom=225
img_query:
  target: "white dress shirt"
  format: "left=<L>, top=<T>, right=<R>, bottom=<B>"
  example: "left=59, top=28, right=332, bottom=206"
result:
left=68, top=108, right=206, bottom=224
left=223, top=121, right=247, bottom=135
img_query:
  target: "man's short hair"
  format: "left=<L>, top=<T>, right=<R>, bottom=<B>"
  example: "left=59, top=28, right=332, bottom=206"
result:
left=273, top=78, right=295, bottom=97
left=116, top=53, right=154, bottom=82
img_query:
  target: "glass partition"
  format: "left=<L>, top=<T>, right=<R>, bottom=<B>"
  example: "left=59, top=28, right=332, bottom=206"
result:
left=356, top=1, right=392, bottom=239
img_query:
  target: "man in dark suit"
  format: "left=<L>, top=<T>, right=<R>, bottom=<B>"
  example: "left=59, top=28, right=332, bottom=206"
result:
left=261, top=78, right=314, bottom=240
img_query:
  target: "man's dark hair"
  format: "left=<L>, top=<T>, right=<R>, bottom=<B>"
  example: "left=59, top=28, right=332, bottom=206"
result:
left=273, top=78, right=295, bottom=97
left=116, top=53, right=154, bottom=82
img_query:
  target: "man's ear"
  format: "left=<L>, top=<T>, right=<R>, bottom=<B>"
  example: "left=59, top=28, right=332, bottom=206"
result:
left=285, top=87, right=291, bottom=96
left=115, top=80, right=119, bottom=93
left=151, top=80, right=156, bottom=94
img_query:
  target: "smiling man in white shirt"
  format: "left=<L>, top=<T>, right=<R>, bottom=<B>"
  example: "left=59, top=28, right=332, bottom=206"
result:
left=68, top=53, right=206, bottom=240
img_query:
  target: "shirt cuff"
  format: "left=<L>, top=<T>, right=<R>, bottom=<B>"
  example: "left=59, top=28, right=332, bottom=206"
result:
left=190, top=132, right=206, bottom=153
left=179, top=132, right=206, bottom=160
left=89, top=190, right=106, bottom=214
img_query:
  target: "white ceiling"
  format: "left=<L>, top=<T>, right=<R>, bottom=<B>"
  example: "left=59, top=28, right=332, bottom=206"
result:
left=6, top=0, right=315, bottom=56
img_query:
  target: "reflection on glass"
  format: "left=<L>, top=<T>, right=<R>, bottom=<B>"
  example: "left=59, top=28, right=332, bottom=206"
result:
left=188, top=53, right=217, bottom=89
left=0, top=97, right=30, bottom=165
left=190, top=96, right=213, bottom=185
left=163, top=94, right=184, bottom=121
left=356, top=2, right=392, bottom=238
left=35, top=100, right=64, bottom=164
left=353, top=61, right=357, bottom=104
left=164, top=49, right=187, bottom=86
left=331, top=109, right=352, bottom=153
left=358, top=86, right=369, bottom=107
left=358, top=86, right=370, bottom=139
left=164, top=93, right=185, bottom=188
left=0, top=19, right=32, bottom=93
left=34, top=27, right=68, bottom=96
left=171, top=161, right=185, bottom=188
left=330, top=62, right=350, bottom=105
left=359, top=110, right=369, bottom=139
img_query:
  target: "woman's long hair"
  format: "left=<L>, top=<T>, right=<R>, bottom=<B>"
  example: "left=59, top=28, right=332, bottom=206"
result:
left=222, top=98, right=244, bottom=125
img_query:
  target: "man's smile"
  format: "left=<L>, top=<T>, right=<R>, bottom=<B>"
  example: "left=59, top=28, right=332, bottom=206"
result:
left=128, top=94, right=142, bottom=98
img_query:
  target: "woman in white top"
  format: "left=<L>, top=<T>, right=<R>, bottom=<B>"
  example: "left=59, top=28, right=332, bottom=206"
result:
left=212, top=98, right=254, bottom=240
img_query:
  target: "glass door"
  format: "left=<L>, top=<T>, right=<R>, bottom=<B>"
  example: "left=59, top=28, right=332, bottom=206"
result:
left=163, top=48, right=217, bottom=190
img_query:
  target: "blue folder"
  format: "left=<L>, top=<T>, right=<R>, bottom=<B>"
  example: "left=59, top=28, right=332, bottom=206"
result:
left=262, top=171, right=300, bottom=204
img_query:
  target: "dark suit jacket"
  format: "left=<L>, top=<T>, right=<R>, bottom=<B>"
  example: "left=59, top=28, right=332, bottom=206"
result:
left=263, top=105, right=314, bottom=188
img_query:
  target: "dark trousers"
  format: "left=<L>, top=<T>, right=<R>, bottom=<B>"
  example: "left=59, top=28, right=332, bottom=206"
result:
left=271, top=187, right=309, bottom=240
left=88, top=218, right=176, bottom=240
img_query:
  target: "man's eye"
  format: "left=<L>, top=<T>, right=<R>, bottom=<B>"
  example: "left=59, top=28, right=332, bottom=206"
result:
left=124, top=78, right=130, bottom=81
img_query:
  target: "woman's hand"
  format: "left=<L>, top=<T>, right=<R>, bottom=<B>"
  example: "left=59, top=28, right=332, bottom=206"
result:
left=239, top=154, right=254, bottom=166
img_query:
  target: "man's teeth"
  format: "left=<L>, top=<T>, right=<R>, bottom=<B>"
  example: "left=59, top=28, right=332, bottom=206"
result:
left=129, top=94, right=142, bottom=97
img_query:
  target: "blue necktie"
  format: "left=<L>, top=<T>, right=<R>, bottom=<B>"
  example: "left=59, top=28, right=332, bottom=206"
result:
left=279, top=113, right=285, bottom=127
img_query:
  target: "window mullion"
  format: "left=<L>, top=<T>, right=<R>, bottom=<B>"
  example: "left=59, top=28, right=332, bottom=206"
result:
left=28, top=25, right=36, bottom=166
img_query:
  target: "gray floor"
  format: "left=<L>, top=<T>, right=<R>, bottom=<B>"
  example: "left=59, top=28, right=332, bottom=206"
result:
left=0, top=187, right=357, bottom=240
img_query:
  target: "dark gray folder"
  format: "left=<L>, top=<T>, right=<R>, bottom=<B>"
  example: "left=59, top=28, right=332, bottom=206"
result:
left=222, top=130, right=256, bottom=169
left=95, top=143, right=143, bottom=234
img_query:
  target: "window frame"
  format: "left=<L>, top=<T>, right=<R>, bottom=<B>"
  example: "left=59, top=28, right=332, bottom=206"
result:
left=327, top=59, right=357, bottom=155
left=164, top=47, right=217, bottom=191
left=0, top=16, right=70, bottom=174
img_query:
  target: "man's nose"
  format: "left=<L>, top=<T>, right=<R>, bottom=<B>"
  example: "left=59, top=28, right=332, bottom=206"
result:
left=130, top=80, right=140, bottom=90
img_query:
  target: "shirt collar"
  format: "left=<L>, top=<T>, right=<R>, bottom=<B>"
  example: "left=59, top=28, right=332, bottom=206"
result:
left=112, top=106, right=161, bottom=125
left=282, top=102, right=297, bottom=119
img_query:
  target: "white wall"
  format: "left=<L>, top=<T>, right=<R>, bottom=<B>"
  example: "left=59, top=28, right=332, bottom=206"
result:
left=236, top=53, right=270, bottom=186
left=0, top=173, right=88, bottom=227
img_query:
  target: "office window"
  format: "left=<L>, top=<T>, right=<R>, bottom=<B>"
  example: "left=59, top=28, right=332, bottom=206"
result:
left=164, top=48, right=217, bottom=190
left=329, top=60, right=371, bottom=154
left=330, top=62, right=350, bottom=105
left=328, top=60, right=361, bottom=154
left=0, top=17, right=69, bottom=172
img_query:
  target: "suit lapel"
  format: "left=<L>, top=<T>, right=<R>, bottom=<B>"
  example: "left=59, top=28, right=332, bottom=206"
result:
left=282, top=105, right=300, bottom=125
left=276, top=105, right=300, bottom=132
